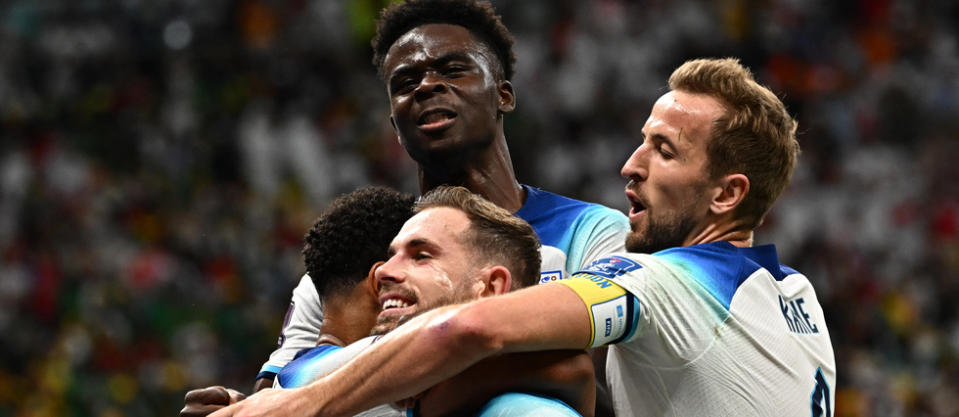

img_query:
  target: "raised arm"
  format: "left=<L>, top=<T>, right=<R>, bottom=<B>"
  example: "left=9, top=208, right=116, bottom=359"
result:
left=210, top=282, right=592, bottom=417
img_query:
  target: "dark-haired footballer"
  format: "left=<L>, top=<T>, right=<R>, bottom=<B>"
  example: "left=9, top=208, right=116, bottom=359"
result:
left=368, top=0, right=627, bottom=281
left=213, top=58, right=836, bottom=417
left=191, top=0, right=628, bottom=415
left=180, top=187, right=415, bottom=417
left=275, top=187, right=592, bottom=417
left=262, top=0, right=627, bottom=395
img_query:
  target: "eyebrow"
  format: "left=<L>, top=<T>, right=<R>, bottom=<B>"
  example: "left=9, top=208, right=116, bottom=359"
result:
left=389, top=237, right=442, bottom=256
left=640, top=131, right=675, bottom=147
left=388, top=52, right=477, bottom=82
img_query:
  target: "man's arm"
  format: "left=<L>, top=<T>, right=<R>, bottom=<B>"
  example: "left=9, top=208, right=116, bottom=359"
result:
left=210, top=283, right=591, bottom=417
left=416, top=350, right=596, bottom=417
left=252, top=377, right=273, bottom=392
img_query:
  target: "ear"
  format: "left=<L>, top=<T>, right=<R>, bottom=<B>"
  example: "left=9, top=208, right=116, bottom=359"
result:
left=367, top=261, right=386, bottom=296
left=479, top=265, right=512, bottom=297
left=497, top=80, right=515, bottom=114
left=710, top=173, right=749, bottom=215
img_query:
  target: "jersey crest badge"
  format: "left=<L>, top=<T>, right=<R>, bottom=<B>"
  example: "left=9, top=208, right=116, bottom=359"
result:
left=580, top=256, right=641, bottom=279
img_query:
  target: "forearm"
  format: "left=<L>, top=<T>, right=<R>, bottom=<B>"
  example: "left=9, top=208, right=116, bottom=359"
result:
left=252, top=377, right=273, bottom=392
left=302, top=304, right=498, bottom=416
left=295, top=284, right=590, bottom=416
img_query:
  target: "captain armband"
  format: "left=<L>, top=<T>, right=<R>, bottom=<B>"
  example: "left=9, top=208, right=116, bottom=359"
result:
left=558, top=275, right=639, bottom=348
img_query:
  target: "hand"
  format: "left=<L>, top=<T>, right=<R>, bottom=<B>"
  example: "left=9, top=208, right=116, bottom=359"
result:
left=209, top=387, right=310, bottom=417
left=180, top=386, right=247, bottom=417
left=393, top=391, right=425, bottom=413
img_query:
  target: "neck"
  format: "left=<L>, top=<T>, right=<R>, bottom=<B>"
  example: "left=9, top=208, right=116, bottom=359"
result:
left=684, top=219, right=754, bottom=248
left=319, top=293, right=379, bottom=346
left=417, top=133, right=525, bottom=213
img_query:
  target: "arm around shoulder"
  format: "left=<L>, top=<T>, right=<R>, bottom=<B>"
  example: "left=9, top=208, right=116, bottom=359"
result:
left=208, top=283, right=592, bottom=417
left=451, top=282, right=593, bottom=354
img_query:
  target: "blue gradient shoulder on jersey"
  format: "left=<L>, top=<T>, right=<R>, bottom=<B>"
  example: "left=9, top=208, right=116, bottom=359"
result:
left=653, top=242, right=745, bottom=310
left=563, top=204, right=629, bottom=271
left=514, top=185, right=591, bottom=248
left=514, top=185, right=628, bottom=270
left=476, top=392, right=581, bottom=417
left=738, top=244, right=796, bottom=281
left=276, top=344, right=342, bottom=388
left=654, top=242, right=791, bottom=309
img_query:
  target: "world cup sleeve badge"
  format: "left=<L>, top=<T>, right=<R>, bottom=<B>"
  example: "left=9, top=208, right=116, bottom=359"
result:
left=539, top=270, right=563, bottom=284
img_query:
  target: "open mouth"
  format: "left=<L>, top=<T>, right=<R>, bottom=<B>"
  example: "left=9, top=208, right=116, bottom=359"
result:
left=625, top=190, right=647, bottom=217
left=382, top=297, right=412, bottom=310
left=416, top=108, right=457, bottom=131
left=379, top=293, right=416, bottom=315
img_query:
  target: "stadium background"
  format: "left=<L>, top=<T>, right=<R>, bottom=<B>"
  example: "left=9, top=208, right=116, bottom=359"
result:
left=1, top=0, right=957, bottom=415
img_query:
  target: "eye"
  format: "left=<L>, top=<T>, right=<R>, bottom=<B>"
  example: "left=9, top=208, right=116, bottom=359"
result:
left=658, top=144, right=674, bottom=160
left=443, top=65, right=467, bottom=77
left=413, top=251, right=432, bottom=261
left=391, top=78, right=419, bottom=95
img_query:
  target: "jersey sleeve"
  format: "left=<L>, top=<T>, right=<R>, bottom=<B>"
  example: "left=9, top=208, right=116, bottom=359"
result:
left=275, top=337, right=406, bottom=417
left=557, top=275, right=641, bottom=349
left=566, top=207, right=629, bottom=273
left=573, top=252, right=745, bottom=361
left=275, top=336, right=380, bottom=388
left=258, top=274, right=324, bottom=380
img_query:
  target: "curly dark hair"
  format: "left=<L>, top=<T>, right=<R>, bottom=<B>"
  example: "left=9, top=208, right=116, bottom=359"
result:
left=371, top=0, right=516, bottom=81
left=303, top=186, right=415, bottom=301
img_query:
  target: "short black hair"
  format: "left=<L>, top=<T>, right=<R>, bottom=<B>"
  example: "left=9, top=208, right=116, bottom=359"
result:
left=371, top=0, right=516, bottom=81
left=303, top=186, right=415, bottom=302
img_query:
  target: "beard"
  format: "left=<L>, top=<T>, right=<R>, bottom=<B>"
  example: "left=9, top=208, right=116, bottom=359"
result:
left=369, top=312, right=402, bottom=336
left=369, top=275, right=477, bottom=336
left=625, top=211, right=697, bottom=254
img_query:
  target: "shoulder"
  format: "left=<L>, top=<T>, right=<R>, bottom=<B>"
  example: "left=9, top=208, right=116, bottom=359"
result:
left=575, top=243, right=748, bottom=307
left=521, top=185, right=621, bottom=213
left=517, top=185, right=627, bottom=229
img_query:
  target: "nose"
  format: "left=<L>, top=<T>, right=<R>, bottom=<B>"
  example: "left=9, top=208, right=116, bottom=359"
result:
left=621, top=142, right=649, bottom=181
left=414, top=72, right=446, bottom=99
left=374, top=254, right=405, bottom=288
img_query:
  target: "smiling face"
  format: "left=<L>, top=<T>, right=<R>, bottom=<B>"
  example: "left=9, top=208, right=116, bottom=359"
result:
left=370, top=207, right=486, bottom=336
left=382, top=23, right=514, bottom=166
left=621, top=90, right=726, bottom=253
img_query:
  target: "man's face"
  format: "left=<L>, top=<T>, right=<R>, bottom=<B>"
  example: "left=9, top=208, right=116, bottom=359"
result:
left=371, top=207, right=485, bottom=335
left=382, top=23, right=512, bottom=165
left=620, top=90, right=725, bottom=253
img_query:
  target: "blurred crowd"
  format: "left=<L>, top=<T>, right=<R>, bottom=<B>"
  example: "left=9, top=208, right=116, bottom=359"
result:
left=1, top=0, right=957, bottom=416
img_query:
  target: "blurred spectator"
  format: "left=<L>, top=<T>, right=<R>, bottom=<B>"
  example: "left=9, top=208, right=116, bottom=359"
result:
left=0, top=0, right=956, bottom=416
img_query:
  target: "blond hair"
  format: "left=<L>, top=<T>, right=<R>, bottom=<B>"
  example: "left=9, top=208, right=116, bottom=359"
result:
left=669, top=58, right=800, bottom=228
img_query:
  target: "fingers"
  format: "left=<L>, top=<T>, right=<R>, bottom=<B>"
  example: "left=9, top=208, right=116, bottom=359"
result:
left=180, top=386, right=236, bottom=417
left=225, top=388, right=247, bottom=404
left=185, top=386, right=232, bottom=406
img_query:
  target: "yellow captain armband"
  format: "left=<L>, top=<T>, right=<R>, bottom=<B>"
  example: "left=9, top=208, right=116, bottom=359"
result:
left=559, top=274, right=638, bottom=348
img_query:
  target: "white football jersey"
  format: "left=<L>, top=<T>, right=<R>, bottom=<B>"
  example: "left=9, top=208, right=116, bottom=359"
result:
left=563, top=242, right=836, bottom=416
left=259, top=185, right=629, bottom=379
left=257, top=274, right=324, bottom=379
